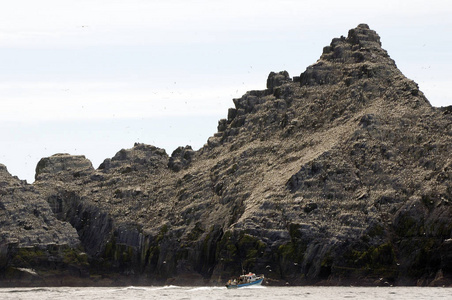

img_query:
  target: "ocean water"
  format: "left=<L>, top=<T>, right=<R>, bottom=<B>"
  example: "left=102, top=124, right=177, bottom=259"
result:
left=0, top=285, right=451, bottom=300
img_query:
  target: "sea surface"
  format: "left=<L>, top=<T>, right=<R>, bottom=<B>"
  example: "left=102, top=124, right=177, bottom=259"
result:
left=0, top=285, right=451, bottom=300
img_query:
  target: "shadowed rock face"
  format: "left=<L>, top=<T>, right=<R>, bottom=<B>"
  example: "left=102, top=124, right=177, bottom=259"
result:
left=2, top=24, right=452, bottom=287
left=0, top=164, right=86, bottom=286
left=0, top=164, right=80, bottom=248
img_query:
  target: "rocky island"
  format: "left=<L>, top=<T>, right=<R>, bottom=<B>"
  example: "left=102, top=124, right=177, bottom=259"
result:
left=1, top=24, right=451, bottom=287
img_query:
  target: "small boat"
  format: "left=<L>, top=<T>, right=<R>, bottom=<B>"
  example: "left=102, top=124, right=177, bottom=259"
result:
left=226, top=272, right=264, bottom=288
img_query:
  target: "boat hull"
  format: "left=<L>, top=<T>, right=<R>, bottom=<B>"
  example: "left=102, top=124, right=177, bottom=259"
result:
left=226, top=277, right=264, bottom=289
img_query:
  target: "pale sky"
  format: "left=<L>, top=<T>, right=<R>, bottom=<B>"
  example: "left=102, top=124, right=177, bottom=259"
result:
left=1, top=0, right=451, bottom=182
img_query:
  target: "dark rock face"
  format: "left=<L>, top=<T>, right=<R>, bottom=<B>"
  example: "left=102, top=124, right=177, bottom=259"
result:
left=0, top=164, right=79, bottom=248
left=0, top=164, right=86, bottom=286
left=168, top=146, right=194, bottom=172
left=1, top=24, right=452, bottom=286
left=267, top=71, right=291, bottom=91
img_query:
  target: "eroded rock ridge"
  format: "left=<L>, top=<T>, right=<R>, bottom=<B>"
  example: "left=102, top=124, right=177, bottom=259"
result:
left=1, top=24, right=451, bottom=286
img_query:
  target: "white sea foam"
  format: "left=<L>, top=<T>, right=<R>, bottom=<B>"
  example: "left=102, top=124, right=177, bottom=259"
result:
left=0, top=286, right=450, bottom=300
left=187, top=286, right=226, bottom=292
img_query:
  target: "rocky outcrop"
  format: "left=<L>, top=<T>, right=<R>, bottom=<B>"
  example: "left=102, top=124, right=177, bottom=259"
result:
left=168, top=146, right=194, bottom=172
left=0, top=164, right=87, bottom=286
left=98, top=143, right=168, bottom=174
left=1, top=24, right=451, bottom=287
left=35, top=153, right=94, bottom=181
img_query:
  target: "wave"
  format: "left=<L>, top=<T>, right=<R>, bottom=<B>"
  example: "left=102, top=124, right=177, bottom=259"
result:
left=113, top=286, right=151, bottom=291
left=113, top=285, right=183, bottom=292
left=152, top=285, right=183, bottom=290
left=188, top=286, right=226, bottom=292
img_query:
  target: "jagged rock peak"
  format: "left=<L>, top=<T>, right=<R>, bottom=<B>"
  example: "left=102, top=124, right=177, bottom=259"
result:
left=0, top=163, right=29, bottom=186
left=347, top=23, right=381, bottom=47
left=300, top=24, right=398, bottom=86
left=267, top=70, right=291, bottom=91
left=0, top=163, right=8, bottom=174
left=0, top=164, right=18, bottom=182
left=320, top=24, right=389, bottom=64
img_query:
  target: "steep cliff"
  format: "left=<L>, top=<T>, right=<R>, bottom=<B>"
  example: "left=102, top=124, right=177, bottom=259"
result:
left=2, top=24, right=452, bottom=286
left=0, top=163, right=86, bottom=286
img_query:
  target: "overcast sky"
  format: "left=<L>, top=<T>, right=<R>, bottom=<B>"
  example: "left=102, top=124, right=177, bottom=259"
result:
left=1, top=0, right=451, bottom=183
